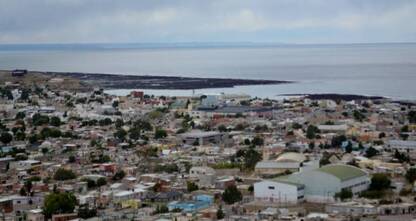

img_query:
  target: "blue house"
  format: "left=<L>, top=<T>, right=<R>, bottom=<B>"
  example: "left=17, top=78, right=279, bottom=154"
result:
left=167, top=194, right=213, bottom=213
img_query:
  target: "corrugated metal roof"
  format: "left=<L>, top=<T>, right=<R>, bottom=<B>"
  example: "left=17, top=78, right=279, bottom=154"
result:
left=317, top=164, right=367, bottom=181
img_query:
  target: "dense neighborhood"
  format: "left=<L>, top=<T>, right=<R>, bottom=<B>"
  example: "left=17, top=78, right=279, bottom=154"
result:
left=2, top=71, right=416, bottom=221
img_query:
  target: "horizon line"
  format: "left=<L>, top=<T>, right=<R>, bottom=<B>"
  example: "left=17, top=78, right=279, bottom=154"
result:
left=0, top=41, right=416, bottom=46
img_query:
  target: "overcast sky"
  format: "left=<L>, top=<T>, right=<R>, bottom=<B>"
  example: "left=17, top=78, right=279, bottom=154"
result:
left=0, top=0, right=415, bottom=44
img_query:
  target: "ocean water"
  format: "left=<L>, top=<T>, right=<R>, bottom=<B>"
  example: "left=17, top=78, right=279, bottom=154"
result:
left=1, top=43, right=416, bottom=100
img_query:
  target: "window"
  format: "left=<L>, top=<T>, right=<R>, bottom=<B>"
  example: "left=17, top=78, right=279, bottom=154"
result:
left=268, top=186, right=275, bottom=190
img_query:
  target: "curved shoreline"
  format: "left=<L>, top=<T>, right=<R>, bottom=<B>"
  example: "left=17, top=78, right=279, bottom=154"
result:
left=278, top=93, right=386, bottom=101
left=41, top=71, right=294, bottom=90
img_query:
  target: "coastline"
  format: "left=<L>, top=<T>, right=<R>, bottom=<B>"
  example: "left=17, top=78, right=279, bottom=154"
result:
left=278, top=93, right=386, bottom=101
left=26, top=70, right=293, bottom=90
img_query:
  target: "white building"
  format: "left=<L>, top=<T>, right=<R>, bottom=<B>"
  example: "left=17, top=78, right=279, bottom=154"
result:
left=254, top=179, right=305, bottom=204
left=255, top=164, right=370, bottom=203
left=386, top=140, right=416, bottom=152
left=287, top=164, right=370, bottom=203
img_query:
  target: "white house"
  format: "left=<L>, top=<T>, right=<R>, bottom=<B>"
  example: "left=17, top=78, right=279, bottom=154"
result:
left=254, top=179, right=305, bottom=204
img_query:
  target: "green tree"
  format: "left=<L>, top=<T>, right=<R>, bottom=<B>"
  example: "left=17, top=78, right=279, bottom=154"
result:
left=248, top=185, right=254, bottom=193
left=154, top=128, right=167, bottom=139
left=251, top=136, right=264, bottom=146
left=409, top=111, right=416, bottom=123
left=187, top=181, right=199, bottom=192
left=68, top=155, right=76, bottom=163
left=244, top=146, right=262, bottom=170
left=345, top=141, right=353, bottom=153
left=32, top=113, right=49, bottom=126
left=53, top=168, right=77, bottom=181
left=133, top=120, right=152, bottom=131
left=365, top=147, right=379, bottom=158
left=20, top=89, right=30, bottom=100
left=331, top=135, right=347, bottom=148
left=115, top=119, right=124, bottom=128
left=15, top=112, right=26, bottom=120
left=112, top=170, right=126, bottom=181
left=370, top=173, right=391, bottom=191
left=218, top=125, right=227, bottom=132
left=292, top=122, right=302, bottom=130
left=50, top=116, right=61, bottom=127
left=43, top=192, right=77, bottom=219
left=114, top=128, right=127, bottom=141
left=335, top=189, right=353, bottom=201
left=154, top=204, right=169, bottom=214
left=217, top=206, right=225, bottom=219
left=222, top=185, right=242, bottom=204
left=96, top=177, right=107, bottom=187
left=0, top=132, right=13, bottom=144
left=99, top=118, right=112, bottom=126
left=406, top=168, right=416, bottom=183
left=78, top=205, right=97, bottom=219
left=306, top=125, right=320, bottom=139
left=353, top=110, right=365, bottom=122
left=129, top=128, right=141, bottom=140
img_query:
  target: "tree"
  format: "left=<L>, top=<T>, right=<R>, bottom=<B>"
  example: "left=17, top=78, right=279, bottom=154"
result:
left=406, top=168, right=416, bottom=183
left=292, top=122, right=302, bottom=130
left=187, top=181, right=199, bottom=192
left=331, top=135, right=347, bottom=148
left=96, top=177, right=107, bottom=187
left=115, top=119, right=124, bottom=128
left=154, top=204, right=169, bottom=214
left=24, top=180, right=33, bottom=194
left=20, top=89, right=30, bottom=100
left=68, top=155, right=76, bottom=163
left=217, top=206, right=225, bottom=219
left=19, top=187, right=27, bottom=196
left=254, top=125, right=268, bottom=133
left=112, top=170, right=126, bottom=181
left=218, top=125, right=227, bottom=132
left=78, top=205, right=97, bottom=219
left=112, top=100, right=119, bottom=108
left=306, top=125, right=320, bottom=139
left=222, top=185, right=242, bottom=204
left=409, top=111, right=416, bottom=123
left=114, top=128, right=127, bottom=141
left=251, top=136, right=264, bottom=146
left=244, top=146, right=262, bottom=170
left=53, top=168, right=77, bottom=181
left=134, top=120, right=152, bottom=131
left=248, top=185, right=254, bottom=193
left=15, top=112, right=25, bottom=120
left=344, top=141, right=352, bottom=153
left=365, top=147, right=379, bottom=158
left=154, top=128, right=167, bottom=139
left=379, top=132, right=386, bottom=139
left=99, top=118, right=112, bottom=126
left=32, top=113, right=49, bottom=126
left=353, top=110, right=365, bottom=122
left=335, top=189, right=353, bottom=201
left=50, top=116, right=61, bottom=127
left=370, top=173, right=391, bottom=191
left=129, top=128, right=141, bottom=140
left=43, top=192, right=77, bottom=219
left=0, top=132, right=13, bottom=144
left=394, top=150, right=410, bottom=163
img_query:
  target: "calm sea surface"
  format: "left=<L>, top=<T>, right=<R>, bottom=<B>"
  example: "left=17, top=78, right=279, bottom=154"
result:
left=1, top=43, right=416, bottom=100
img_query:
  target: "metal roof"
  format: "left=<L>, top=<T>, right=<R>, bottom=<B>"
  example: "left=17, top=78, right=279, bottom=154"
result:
left=317, top=164, right=367, bottom=181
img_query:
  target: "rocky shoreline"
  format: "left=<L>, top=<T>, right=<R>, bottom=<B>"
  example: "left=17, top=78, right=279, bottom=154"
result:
left=41, top=71, right=292, bottom=90
left=280, top=93, right=386, bottom=101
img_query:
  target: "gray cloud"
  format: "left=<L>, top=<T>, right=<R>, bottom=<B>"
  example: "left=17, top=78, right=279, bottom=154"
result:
left=0, top=0, right=415, bottom=43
